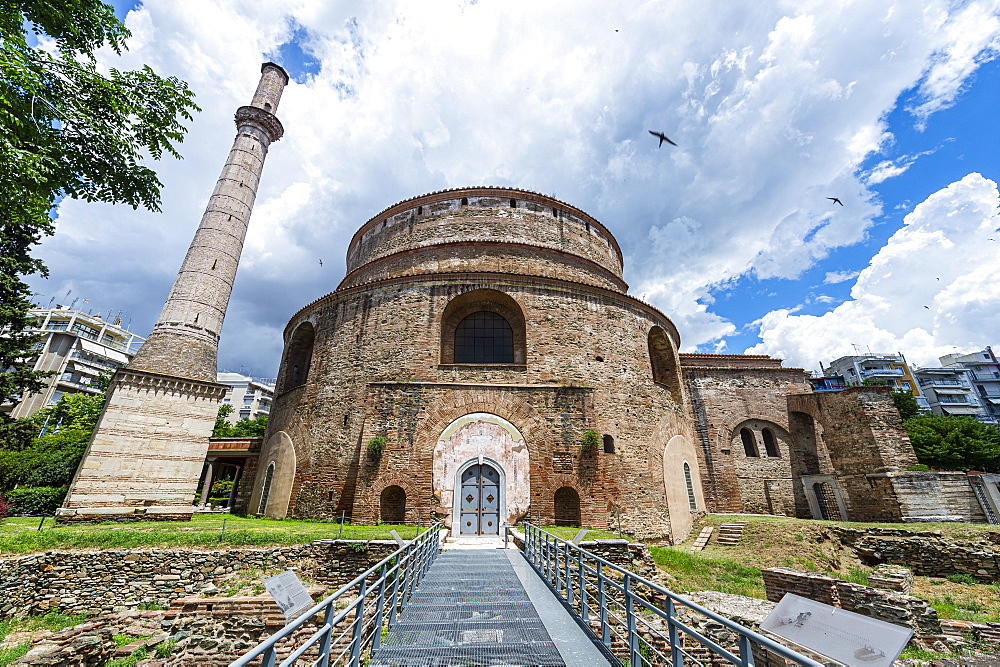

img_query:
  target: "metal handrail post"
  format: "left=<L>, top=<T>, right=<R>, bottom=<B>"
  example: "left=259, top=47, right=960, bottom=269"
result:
left=563, top=541, right=571, bottom=599
left=738, top=634, right=756, bottom=667
left=387, top=555, right=403, bottom=627
left=578, top=549, right=588, bottom=623
left=349, top=577, right=368, bottom=667
left=666, top=596, right=681, bottom=666
left=625, top=574, right=639, bottom=667
left=555, top=539, right=563, bottom=594
left=403, top=542, right=417, bottom=603
left=370, top=562, right=388, bottom=654
left=261, top=647, right=277, bottom=667
left=597, top=560, right=610, bottom=647
left=316, top=601, right=334, bottom=667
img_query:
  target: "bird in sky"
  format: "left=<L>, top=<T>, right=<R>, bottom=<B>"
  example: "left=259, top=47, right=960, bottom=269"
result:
left=649, top=130, right=677, bottom=147
left=827, top=197, right=844, bottom=206
left=924, top=306, right=930, bottom=309
left=318, top=259, right=323, bottom=267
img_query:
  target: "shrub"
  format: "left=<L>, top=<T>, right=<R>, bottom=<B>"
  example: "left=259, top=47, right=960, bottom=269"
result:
left=907, top=464, right=931, bottom=472
left=580, top=429, right=600, bottom=451
left=5, top=487, right=67, bottom=516
left=0, top=493, right=14, bottom=519
left=946, top=573, right=979, bottom=585
left=367, top=436, right=387, bottom=456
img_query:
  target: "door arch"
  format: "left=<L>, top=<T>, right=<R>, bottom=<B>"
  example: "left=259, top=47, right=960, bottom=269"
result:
left=455, top=459, right=504, bottom=536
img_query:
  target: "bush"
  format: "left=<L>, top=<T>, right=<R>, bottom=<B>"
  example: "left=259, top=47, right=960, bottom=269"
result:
left=0, top=493, right=14, bottom=519
left=5, top=487, right=67, bottom=516
left=367, top=436, right=387, bottom=456
left=904, top=415, right=1000, bottom=472
left=580, top=429, right=600, bottom=451
left=0, top=429, right=89, bottom=490
left=946, top=573, right=979, bottom=585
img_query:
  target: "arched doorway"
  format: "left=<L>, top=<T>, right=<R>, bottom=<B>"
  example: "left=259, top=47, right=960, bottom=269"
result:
left=458, top=462, right=502, bottom=535
left=554, top=487, right=581, bottom=527
left=380, top=485, right=406, bottom=523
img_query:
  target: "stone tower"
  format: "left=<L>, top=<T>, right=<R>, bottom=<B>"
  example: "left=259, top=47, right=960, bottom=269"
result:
left=57, top=63, right=289, bottom=522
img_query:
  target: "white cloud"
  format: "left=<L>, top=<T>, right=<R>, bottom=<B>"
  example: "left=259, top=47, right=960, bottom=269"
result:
left=748, top=173, right=1000, bottom=370
left=27, top=1, right=1000, bottom=376
left=823, top=270, right=860, bottom=284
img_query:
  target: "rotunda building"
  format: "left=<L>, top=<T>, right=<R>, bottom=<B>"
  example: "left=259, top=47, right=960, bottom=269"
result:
left=249, top=187, right=705, bottom=540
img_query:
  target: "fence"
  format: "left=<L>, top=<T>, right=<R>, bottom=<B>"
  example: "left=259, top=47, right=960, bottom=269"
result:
left=521, top=524, right=822, bottom=667
left=231, top=523, right=441, bottom=666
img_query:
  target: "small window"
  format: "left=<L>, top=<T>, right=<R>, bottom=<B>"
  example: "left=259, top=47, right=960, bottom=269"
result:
left=762, top=428, right=779, bottom=457
left=510, top=199, right=516, bottom=207
left=258, top=462, right=275, bottom=514
left=417, top=206, right=422, bottom=215
left=603, top=434, right=615, bottom=454
left=461, top=197, right=468, bottom=206
left=740, top=428, right=757, bottom=457
left=684, top=462, right=697, bottom=511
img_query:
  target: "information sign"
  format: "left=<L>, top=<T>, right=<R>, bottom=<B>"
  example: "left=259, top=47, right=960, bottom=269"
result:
left=761, top=593, right=913, bottom=666
left=264, top=570, right=314, bottom=619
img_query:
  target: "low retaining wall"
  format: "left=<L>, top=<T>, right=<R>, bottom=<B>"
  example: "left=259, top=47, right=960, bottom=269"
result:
left=762, top=567, right=940, bottom=635
left=0, top=539, right=398, bottom=620
left=833, top=527, right=1000, bottom=581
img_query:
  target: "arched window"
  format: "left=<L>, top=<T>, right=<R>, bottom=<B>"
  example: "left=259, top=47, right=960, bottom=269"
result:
left=454, top=312, right=513, bottom=363
left=440, top=289, right=526, bottom=364
left=740, top=428, right=758, bottom=457
left=648, top=326, right=682, bottom=403
left=257, top=462, right=275, bottom=515
left=603, top=434, right=615, bottom=454
left=380, top=485, right=406, bottom=523
left=279, top=322, right=314, bottom=392
left=554, top=487, right=581, bottom=527
left=684, top=462, right=697, bottom=511
left=814, top=482, right=842, bottom=521
left=762, top=428, right=779, bottom=457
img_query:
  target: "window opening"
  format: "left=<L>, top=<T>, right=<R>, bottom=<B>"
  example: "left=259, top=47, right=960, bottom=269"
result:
left=762, top=428, right=779, bottom=457
left=553, top=487, right=581, bottom=527
left=603, top=434, right=615, bottom=454
left=257, top=462, right=275, bottom=514
left=684, top=462, right=697, bottom=511
left=740, top=428, right=757, bottom=457
left=454, top=311, right=513, bottom=364
left=461, top=197, right=468, bottom=206
left=510, top=199, right=516, bottom=207
left=380, top=485, right=406, bottom=523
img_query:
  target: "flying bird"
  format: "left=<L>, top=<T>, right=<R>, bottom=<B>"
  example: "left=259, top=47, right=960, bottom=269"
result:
left=923, top=306, right=929, bottom=309
left=318, top=259, right=323, bottom=267
left=649, top=131, right=677, bottom=147
left=827, top=197, right=844, bottom=206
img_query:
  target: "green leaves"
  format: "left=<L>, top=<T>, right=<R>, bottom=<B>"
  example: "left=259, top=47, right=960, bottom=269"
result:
left=905, top=415, right=1000, bottom=473
left=0, top=0, right=198, bottom=413
left=212, top=405, right=268, bottom=438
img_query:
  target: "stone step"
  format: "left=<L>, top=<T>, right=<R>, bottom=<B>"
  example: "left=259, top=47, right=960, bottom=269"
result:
left=691, top=527, right=714, bottom=551
left=715, top=523, right=746, bottom=546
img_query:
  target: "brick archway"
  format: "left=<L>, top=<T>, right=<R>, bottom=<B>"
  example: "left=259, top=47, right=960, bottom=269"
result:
left=357, top=473, right=421, bottom=524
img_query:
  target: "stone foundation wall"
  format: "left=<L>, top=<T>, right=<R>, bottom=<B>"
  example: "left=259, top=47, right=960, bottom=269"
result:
left=0, top=540, right=398, bottom=620
left=833, top=527, right=1000, bottom=580
left=762, top=567, right=940, bottom=635
left=892, top=471, right=987, bottom=523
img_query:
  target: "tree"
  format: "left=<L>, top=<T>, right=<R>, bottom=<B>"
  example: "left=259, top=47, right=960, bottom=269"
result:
left=891, top=390, right=925, bottom=420
left=212, top=404, right=268, bottom=438
left=904, top=414, right=1000, bottom=472
left=0, top=0, right=198, bottom=414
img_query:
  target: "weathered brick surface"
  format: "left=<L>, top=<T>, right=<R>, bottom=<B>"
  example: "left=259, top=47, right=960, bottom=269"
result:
left=834, top=526, right=1000, bottom=580
left=254, top=191, right=701, bottom=541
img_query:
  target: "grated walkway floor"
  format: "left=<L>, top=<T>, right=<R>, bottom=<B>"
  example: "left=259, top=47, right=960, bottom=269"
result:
left=370, top=549, right=604, bottom=666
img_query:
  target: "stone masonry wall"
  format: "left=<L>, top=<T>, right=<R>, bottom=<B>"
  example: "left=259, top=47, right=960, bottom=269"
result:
left=833, top=527, right=1000, bottom=580
left=892, top=471, right=987, bottom=523
left=762, top=567, right=940, bottom=635
left=0, top=540, right=397, bottom=620
left=680, top=358, right=810, bottom=516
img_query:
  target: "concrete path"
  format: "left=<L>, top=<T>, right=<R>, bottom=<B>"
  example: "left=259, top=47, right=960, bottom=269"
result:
left=370, top=543, right=610, bottom=666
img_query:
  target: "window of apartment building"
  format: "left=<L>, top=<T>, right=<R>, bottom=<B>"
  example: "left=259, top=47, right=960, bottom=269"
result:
left=900, top=382, right=910, bottom=390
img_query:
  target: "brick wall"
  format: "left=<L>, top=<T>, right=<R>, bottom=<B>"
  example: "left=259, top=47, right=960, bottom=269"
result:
left=834, top=527, right=1000, bottom=580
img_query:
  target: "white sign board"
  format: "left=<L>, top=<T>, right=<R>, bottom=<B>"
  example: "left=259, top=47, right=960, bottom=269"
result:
left=761, top=593, right=913, bottom=666
left=264, top=570, right=314, bottom=619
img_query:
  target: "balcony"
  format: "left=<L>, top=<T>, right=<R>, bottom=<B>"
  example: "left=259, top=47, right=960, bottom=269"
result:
left=861, top=367, right=905, bottom=377
left=919, top=379, right=962, bottom=387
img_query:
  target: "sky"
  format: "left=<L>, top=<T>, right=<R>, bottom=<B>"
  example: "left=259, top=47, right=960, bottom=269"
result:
left=28, top=0, right=1000, bottom=378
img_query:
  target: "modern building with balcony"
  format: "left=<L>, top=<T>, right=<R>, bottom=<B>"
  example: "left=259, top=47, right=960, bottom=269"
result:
left=216, top=373, right=275, bottom=423
left=939, top=347, right=1000, bottom=423
left=808, top=373, right=849, bottom=392
left=4, top=307, right=145, bottom=418
left=912, top=366, right=989, bottom=419
left=824, top=353, right=926, bottom=407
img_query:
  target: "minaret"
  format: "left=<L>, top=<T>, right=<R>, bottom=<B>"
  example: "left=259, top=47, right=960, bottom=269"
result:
left=57, top=63, right=289, bottom=522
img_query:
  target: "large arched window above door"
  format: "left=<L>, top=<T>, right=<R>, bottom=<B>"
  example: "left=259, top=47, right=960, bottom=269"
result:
left=277, top=321, right=314, bottom=393
left=440, top=289, right=526, bottom=364
left=648, top=325, right=682, bottom=403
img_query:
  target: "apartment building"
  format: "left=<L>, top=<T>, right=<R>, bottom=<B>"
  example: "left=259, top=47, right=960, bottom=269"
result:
left=912, top=365, right=989, bottom=419
left=216, top=373, right=275, bottom=423
left=824, top=352, right=926, bottom=407
left=939, top=347, right=1000, bottom=423
left=5, top=307, right=144, bottom=418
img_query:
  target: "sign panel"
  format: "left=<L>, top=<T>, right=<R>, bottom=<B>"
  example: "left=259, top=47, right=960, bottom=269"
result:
left=264, top=570, right=314, bottom=619
left=761, top=593, right=913, bottom=666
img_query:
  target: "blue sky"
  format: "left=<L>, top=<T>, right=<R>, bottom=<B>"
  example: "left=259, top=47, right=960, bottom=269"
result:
left=30, top=1, right=1000, bottom=377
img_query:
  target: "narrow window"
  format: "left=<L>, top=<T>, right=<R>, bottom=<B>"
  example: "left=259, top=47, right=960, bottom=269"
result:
left=740, top=428, right=758, bottom=457
left=510, top=199, right=517, bottom=207
left=257, top=462, right=275, bottom=514
left=417, top=206, right=422, bottom=215
left=454, top=311, right=513, bottom=363
left=684, top=462, right=697, bottom=511
left=461, top=197, right=468, bottom=206
left=762, top=428, right=779, bottom=457
left=603, top=434, right=615, bottom=454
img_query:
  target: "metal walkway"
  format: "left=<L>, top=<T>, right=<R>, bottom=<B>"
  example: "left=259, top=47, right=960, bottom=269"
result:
left=370, top=548, right=609, bottom=666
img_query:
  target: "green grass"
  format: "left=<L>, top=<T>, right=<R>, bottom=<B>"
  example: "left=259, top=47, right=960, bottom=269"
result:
left=648, top=546, right=765, bottom=598
left=0, top=612, right=89, bottom=666
left=0, top=515, right=426, bottom=555
left=0, top=643, right=30, bottom=667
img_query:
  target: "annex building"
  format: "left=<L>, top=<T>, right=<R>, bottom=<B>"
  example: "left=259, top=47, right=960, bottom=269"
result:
left=244, top=187, right=991, bottom=541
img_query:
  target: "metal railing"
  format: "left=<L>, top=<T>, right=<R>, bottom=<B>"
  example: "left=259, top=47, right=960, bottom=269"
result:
left=521, top=524, right=822, bottom=667
left=231, top=523, right=441, bottom=667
